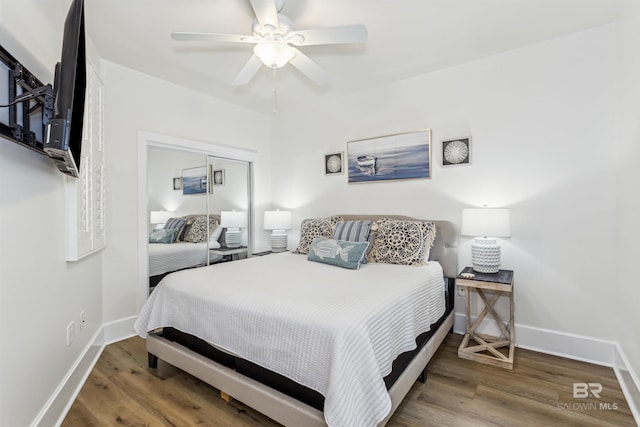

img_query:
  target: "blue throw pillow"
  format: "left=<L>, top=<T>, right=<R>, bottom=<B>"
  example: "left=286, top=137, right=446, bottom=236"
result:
left=307, top=237, right=370, bottom=270
left=149, top=228, right=178, bottom=244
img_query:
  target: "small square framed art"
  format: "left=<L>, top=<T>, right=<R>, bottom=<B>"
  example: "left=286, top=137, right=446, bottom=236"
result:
left=442, top=137, right=471, bottom=167
left=325, top=152, right=344, bottom=175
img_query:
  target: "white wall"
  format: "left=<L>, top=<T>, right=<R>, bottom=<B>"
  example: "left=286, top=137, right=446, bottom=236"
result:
left=0, top=2, right=104, bottom=426
left=615, top=0, right=640, bottom=411
left=271, top=25, right=618, bottom=344
left=100, top=60, right=272, bottom=324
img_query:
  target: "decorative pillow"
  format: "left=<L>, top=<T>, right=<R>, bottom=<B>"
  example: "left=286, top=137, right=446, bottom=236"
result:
left=308, top=237, right=369, bottom=270
left=209, top=224, right=223, bottom=243
left=293, top=215, right=344, bottom=255
left=176, top=217, right=192, bottom=241
left=164, top=217, right=186, bottom=242
left=183, top=216, right=220, bottom=243
left=332, top=220, right=373, bottom=263
left=369, top=218, right=436, bottom=266
left=149, top=228, right=178, bottom=244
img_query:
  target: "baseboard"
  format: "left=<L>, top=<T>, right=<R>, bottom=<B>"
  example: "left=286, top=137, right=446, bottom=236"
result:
left=101, top=315, right=137, bottom=345
left=31, top=328, right=105, bottom=427
left=31, top=316, right=138, bottom=427
left=614, top=344, right=640, bottom=426
left=453, top=312, right=616, bottom=366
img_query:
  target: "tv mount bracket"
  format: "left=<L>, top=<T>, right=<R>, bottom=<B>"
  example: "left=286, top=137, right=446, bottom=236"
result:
left=0, top=43, right=54, bottom=155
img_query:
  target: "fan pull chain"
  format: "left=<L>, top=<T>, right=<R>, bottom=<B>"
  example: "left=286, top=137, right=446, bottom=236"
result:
left=272, top=67, right=278, bottom=113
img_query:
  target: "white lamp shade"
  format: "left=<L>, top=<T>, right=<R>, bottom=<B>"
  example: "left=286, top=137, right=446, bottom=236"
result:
left=461, top=207, right=510, bottom=273
left=150, top=210, right=172, bottom=225
left=220, top=211, right=247, bottom=229
left=264, top=210, right=292, bottom=230
left=254, top=41, right=296, bottom=68
left=461, top=208, right=510, bottom=238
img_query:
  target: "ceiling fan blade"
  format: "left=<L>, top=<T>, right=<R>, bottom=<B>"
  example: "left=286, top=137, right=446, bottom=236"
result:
left=289, top=48, right=330, bottom=85
left=232, top=55, right=263, bottom=86
left=287, top=25, right=368, bottom=46
left=249, top=0, right=280, bottom=29
left=171, top=32, right=258, bottom=44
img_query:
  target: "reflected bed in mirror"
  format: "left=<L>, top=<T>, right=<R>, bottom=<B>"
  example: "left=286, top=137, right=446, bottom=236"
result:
left=148, top=214, right=225, bottom=288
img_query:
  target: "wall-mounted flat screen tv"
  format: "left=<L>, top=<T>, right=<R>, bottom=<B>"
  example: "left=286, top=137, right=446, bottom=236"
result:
left=44, top=0, right=85, bottom=178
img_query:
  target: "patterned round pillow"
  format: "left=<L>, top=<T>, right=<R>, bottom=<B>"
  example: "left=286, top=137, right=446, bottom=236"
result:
left=184, top=216, right=219, bottom=243
left=293, top=216, right=344, bottom=255
left=370, top=218, right=436, bottom=266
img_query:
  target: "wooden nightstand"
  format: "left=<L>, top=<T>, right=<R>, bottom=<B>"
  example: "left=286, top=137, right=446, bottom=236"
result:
left=210, top=246, right=247, bottom=262
left=457, top=266, right=515, bottom=369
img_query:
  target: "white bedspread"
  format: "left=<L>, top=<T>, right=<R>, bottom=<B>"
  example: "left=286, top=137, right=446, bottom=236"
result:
left=148, top=242, right=222, bottom=276
left=135, top=252, right=445, bottom=427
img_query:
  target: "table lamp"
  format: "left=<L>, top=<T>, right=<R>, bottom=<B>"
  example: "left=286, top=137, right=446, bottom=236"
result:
left=220, top=210, right=247, bottom=248
left=264, top=210, right=292, bottom=252
left=461, top=207, right=510, bottom=273
left=149, top=210, right=172, bottom=229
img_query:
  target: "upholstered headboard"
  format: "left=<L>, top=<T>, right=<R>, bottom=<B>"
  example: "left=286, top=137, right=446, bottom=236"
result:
left=338, top=215, right=458, bottom=279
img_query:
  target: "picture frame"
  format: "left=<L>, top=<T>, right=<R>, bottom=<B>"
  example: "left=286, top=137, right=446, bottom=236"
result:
left=442, top=137, right=471, bottom=167
left=324, top=152, right=344, bottom=175
left=173, top=177, right=181, bottom=191
left=212, top=169, right=225, bottom=186
left=182, top=165, right=212, bottom=195
left=347, top=129, right=431, bottom=183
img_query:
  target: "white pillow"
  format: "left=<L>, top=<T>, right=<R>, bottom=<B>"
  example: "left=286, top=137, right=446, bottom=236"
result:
left=208, top=225, right=223, bottom=245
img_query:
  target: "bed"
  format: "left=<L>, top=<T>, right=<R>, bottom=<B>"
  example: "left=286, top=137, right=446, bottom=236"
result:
left=135, top=215, right=457, bottom=427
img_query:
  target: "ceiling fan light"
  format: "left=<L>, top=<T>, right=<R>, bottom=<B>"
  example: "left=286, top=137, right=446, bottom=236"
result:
left=254, top=41, right=295, bottom=68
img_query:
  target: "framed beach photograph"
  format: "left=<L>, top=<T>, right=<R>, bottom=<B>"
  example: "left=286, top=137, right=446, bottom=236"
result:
left=442, top=137, right=471, bottom=166
left=213, top=169, right=225, bottom=186
left=182, top=166, right=211, bottom=195
left=173, top=177, right=181, bottom=191
left=347, top=129, right=431, bottom=183
left=325, top=152, right=343, bottom=175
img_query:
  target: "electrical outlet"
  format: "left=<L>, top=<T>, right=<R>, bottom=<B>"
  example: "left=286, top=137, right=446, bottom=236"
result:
left=457, top=286, right=465, bottom=297
left=80, top=310, right=85, bottom=330
left=66, top=321, right=75, bottom=346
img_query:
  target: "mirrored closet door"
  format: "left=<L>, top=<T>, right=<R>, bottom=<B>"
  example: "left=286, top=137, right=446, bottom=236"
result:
left=147, top=147, right=252, bottom=289
left=207, top=156, right=251, bottom=262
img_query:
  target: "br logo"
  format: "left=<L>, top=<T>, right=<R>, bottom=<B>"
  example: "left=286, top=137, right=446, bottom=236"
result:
left=573, top=382, right=602, bottom=398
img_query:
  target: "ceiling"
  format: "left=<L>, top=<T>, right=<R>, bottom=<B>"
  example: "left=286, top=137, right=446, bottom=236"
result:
left=85, top=0, right=621, bottom=114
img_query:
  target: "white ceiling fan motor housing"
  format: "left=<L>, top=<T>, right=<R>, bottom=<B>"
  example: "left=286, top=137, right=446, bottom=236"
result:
left=252, top=14, right=293, bottom=39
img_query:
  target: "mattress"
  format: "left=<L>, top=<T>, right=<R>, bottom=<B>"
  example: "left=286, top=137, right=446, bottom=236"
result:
left=148, top=241, right=223, bottom=277
left=135, top=252, right=446, bottom=427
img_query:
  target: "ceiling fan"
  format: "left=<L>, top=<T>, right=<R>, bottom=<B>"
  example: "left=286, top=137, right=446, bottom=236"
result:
left=171, top=0, right=368, bottom=86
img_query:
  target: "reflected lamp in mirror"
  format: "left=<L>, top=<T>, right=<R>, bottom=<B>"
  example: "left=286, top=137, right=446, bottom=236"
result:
left=461, top=207, right=510, bottom=273
left=220, top=210, right=247, bottom=248
left=264, top=210, right=292, bottom=253
left=150, top=210, right=172, bottom=229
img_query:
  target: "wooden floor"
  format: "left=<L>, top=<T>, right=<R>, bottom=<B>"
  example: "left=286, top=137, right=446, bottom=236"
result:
left=62, top=333, right=636, bottom=427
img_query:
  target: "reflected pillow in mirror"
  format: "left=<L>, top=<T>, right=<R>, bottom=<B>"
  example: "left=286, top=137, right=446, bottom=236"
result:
left=209, top=225, right=223, bottom=248
left=149, top=228, right=179, bottom=244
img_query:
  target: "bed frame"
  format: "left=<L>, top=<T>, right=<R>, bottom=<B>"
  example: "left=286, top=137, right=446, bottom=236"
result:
left=146, top=215, right=458, bottom=426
